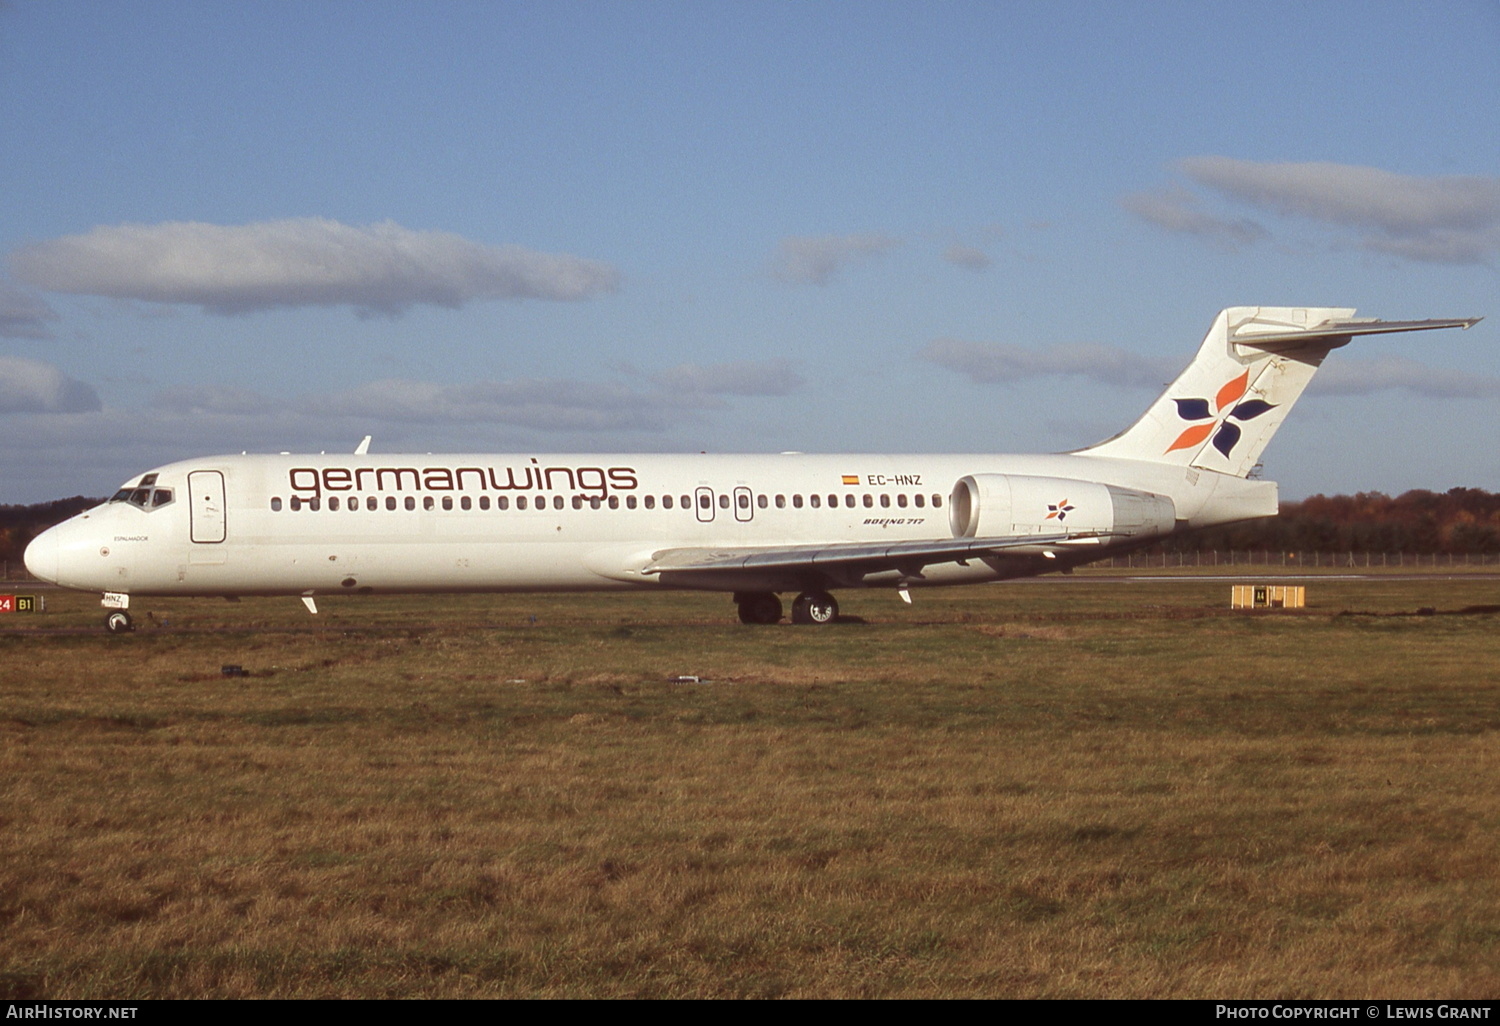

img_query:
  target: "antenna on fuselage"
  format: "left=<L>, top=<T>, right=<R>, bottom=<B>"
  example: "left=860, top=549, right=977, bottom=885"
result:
left=354, top=435, right=372, bottom=455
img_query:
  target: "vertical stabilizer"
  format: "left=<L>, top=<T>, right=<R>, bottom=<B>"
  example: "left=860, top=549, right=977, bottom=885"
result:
left=1078, top=307, right=1479, bottom=478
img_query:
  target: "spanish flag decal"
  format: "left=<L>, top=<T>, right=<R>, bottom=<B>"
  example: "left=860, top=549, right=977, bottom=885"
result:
left=841, top=475, right=859, bottom=485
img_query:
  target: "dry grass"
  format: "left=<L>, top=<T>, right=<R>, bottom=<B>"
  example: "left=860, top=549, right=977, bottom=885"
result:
left=1, top=578, right=1498, bottom=997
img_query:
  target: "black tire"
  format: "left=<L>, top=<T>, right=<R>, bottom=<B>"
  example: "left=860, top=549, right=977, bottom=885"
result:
left=737, top=593, right=783, bottom=625
left=104, top=610, right=133, bottom=634
left=791, top=591, right=838, bottom=625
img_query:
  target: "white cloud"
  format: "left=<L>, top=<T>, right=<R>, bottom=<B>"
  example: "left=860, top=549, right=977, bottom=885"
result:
left=1308, top=355, right=1500, bottom=399
left=8, top=218, right=621, bottom=316
left=768, top=233, right=901, bottom=285
left=310, top=378, right=689, bottom=432
left=304, top=359, right=801, bottom=431
left=153, top=384, right=287, bottom=416
left=0, top=279, right=60, bottom=339
left=0, top=356, right=101, bottom=413
left=652, top=359, right=802, bottom=396
left=919, top=338, right=1176, bottom=390
left=1118, top=185, right=1267, bottom=249
left=942, top=244, right=992, bottom=271
left=1130, top=158, right=1500, bottom=264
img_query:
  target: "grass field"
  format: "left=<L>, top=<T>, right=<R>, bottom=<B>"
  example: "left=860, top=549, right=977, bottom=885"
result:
left=2, top=576, right=1498, bottom=998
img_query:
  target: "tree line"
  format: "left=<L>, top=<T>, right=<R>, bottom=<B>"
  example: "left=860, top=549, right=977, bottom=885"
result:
left=1160, top=487, right=1500, bottom=555
left=0, top=497, right=102, bottom=568
left=3, top=488, right=1499, bottom=568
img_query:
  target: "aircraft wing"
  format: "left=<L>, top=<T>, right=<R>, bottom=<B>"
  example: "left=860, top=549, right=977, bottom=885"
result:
left=643, top=531, right=1100, bottom=578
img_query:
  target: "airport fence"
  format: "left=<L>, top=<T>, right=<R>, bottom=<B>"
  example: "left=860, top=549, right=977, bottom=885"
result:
left=1100, top=551, right=1499, bottom=570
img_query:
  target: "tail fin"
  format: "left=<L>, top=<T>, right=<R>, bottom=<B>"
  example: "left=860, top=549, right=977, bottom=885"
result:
left=1078, top=306, right=1480, bottom=477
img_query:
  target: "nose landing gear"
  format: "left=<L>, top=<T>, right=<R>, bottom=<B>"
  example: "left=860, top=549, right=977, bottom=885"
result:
left=104, top=610, right=134, bottom=633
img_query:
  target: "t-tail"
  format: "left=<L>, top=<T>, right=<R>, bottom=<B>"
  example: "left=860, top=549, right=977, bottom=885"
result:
left=1079, top=306, right=1481, bottom=477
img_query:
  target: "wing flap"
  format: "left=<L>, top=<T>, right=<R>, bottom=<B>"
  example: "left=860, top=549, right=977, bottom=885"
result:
left=644, top=532, right=1103, bottom=576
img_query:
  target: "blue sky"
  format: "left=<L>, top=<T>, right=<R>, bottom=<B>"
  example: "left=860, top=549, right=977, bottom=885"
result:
left=2, top=0, right=1497, bottom=503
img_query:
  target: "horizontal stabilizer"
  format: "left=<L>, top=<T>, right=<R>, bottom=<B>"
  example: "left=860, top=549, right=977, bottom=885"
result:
left=1230, top=316, right=1481, bottom=351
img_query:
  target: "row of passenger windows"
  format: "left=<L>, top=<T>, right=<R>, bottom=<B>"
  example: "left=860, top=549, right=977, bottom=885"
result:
left=269, top=492, right=945, bottom=513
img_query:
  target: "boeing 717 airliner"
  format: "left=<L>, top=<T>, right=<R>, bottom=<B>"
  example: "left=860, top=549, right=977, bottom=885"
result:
left=24, top=307, right=1479, bottom=631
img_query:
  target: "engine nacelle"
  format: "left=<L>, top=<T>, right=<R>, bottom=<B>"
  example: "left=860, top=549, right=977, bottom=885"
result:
left=949, top=474, right=1176, bottom=542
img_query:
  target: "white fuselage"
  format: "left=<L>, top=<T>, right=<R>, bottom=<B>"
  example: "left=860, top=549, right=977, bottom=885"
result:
left=25, top=450, right=1275, bottom=599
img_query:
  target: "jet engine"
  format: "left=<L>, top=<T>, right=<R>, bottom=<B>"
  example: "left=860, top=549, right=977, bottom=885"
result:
left=949, top=474, right=1176, bottom=541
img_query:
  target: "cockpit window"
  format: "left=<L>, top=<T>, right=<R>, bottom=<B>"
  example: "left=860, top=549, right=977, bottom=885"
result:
left=111, top=480, right=176, bottom=511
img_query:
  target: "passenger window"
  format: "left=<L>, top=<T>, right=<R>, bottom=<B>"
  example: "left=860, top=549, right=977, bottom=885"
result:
left=914, top=494, right=925, bottom=508
left=385, top=496, right=396, bottom=511
left=572, top=495, right=584, bottom=510
left=880, top=494, right=891, bottom=508
left=644, top=495, right=655, bottom=509
left=290, top=496, right=302, bottom=511
left=518, top=496, right=528, bottom=510
left=845, top=495, right=855, bottom=508
left=809, top=494, right=820, bottom=508
left=590, top=496, right=601, bottom=510
left=625, top=495, right=636, bottom=509
left=552, top=496, right=564, bottom=510
left=662, top=495, right=672, bottom=509
left=442, top=496, right=453, bottom=511
left=497, top=496, right=509, bottom=510
left=932, top=494, right=943, bottom=508
left=271, top=497, right=282, bottom=511
left=423, top=496, right=434, bottom=510
left=792, top=494, right=803, bottom=508
left=757, top=494, right=767, bottom=509
left=863, top=494, right=873, bottom=508
left=828, top=494, right=837, bottom=508
left=328, top=497, right=340, bottom=511
left=609, top=496, right=619, bottom=509
left=460, top=496, right=471, bottom=511
left=896, top=494, right=908, bottom=508
left=366, top=497, right=378, bottom=511
left=680, top=495, right=690, bottom=509
left=309, top=498, right=321, bottom=511
left=480, top=496, right=490, bottom=510
left=406, top=496, right=417, bottom=511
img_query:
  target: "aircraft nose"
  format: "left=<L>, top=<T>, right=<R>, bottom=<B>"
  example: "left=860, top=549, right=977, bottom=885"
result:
left=24, top=525, right=60, bottom=584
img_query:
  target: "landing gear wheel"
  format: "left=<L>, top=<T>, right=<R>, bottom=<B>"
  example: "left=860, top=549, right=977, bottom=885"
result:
left=791, top=591, right=838, bottom=625
left=104, top=610, right=134, bottom=634
left=736, top=592, right=783, bottom=625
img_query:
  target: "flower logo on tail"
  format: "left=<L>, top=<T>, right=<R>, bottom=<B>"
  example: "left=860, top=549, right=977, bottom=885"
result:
left=1167, top=371, right=1276, bottom=457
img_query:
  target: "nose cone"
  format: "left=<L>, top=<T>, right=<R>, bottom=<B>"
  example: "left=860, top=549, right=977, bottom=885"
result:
left=24, top=524, right=61, bottom=584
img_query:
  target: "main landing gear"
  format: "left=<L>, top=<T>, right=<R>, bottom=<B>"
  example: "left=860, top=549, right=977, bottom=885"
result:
left=104, top=610, right=134, bottom=633
left=734, top=591, right=839, bottom=626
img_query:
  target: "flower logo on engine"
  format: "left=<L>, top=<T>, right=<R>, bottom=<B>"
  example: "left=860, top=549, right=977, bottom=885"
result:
left=1166, top=370, right=1276, bottom=458
left=1046, top=499, right=1075, bottom=521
